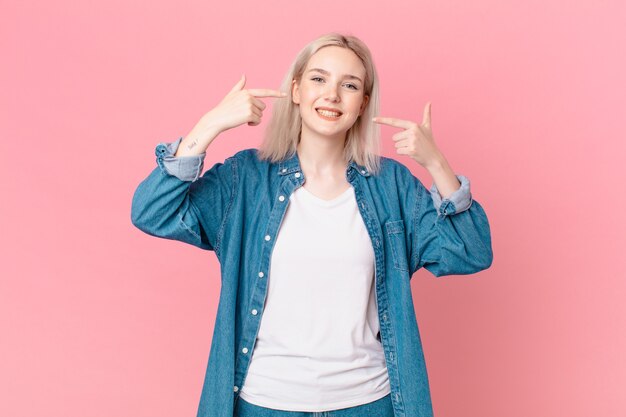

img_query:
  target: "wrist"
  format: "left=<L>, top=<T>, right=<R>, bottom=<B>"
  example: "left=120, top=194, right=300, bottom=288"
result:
left=176, top=134, right=212, bottom=157
left=424, top=152, right=447, bottom=172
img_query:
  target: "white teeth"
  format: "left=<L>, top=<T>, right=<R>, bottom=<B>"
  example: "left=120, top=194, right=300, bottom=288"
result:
left=316, top=109, right=341, bottom=117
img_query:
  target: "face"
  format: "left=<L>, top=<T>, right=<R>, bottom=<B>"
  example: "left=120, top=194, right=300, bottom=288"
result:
left=292, top=46, right=369, bottom=142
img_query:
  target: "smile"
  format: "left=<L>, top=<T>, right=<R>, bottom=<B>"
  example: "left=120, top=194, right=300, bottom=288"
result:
left=316, top=108, right=342, bottom=120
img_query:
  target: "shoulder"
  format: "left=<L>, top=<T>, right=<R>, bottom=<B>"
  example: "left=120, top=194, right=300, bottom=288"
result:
left=231, top=148, right=259, bottom=160
left=224, top=148, right=273, bottom=178
left=372, top=156, right=429, bottom=196
left=376, top=155, right=419, bottom=181
left=218, top=148, right=262, bottom=169
left=227, top=148, right=265, bottom=164
left=379, top=155, right=404, bottom=171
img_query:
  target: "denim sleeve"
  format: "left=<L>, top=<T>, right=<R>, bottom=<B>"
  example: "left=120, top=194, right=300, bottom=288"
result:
left=408, top=172, right=493, bottom=277
left=159, top=136, right=206, bottom=182
left=130, top=138, right=237, bottom=257
left=429, top=174, right=472, bottom=216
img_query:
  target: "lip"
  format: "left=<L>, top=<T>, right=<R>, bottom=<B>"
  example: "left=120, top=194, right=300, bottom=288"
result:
left=315, top=107, right=343, bottom=121
left=315, top=107, right=343, bottom=114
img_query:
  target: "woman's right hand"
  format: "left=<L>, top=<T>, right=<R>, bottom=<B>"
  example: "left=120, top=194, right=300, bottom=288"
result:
left=177, top=75, right=287, bottom=156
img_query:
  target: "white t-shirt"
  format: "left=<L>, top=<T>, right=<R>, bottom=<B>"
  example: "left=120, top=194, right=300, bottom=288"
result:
left=239, top=184, right=391, bottom=412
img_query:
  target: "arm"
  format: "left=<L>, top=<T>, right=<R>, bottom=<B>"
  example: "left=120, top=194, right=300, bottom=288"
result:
left=373, top=102, right=492, bottom=276
left=408, top=171, right=493, bottom=277
left=130, top=137, right=237, bottom=257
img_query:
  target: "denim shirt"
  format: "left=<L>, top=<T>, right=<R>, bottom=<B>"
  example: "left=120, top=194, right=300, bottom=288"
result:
left=131, top=137, right=493, bottom=417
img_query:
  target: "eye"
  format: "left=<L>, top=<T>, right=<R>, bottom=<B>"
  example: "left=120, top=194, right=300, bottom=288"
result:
left=311, top=76, right=359, bottom=91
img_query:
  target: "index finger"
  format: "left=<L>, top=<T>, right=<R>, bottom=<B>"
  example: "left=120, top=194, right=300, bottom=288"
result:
left=372, top=117, right=414, bottom=129
left=248, top=89, right=288, bottom=98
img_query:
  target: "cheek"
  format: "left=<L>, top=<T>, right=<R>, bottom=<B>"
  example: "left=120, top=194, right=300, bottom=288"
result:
left=346, top=98, right=365, bottom=116
left=305, top=89, right=322, bottom=103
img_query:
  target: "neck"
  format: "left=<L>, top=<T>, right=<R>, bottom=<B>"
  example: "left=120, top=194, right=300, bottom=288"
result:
left=296, top=130, right=348, bottom=176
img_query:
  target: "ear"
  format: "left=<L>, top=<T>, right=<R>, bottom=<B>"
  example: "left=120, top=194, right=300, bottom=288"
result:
left=359, top=94, right=370, bottom=116
left=292, top=79, right=300, bottom=104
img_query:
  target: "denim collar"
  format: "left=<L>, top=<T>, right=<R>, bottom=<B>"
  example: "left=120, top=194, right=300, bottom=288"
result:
left=277, top=149, right=371, bottom=178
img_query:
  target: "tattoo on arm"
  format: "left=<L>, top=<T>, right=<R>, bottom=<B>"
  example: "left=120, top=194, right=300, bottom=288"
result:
left=187, top=141, right=198, bottom=150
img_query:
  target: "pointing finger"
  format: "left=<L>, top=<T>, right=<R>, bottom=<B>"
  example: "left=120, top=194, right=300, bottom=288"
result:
left=248, top=89, right=288, bottom=98
left=372, top=117, right=415, bottom=130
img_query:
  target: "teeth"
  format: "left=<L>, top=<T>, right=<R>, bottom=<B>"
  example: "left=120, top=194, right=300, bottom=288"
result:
left=317, top=109, right=341, bottom=117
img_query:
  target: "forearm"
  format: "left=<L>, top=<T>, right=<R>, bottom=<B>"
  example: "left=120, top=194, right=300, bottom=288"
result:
left=424, top=154, right=460, bottom=199
left=176, top=113, right=222, bottom=157
left=176, top=128, right=220, bottom=157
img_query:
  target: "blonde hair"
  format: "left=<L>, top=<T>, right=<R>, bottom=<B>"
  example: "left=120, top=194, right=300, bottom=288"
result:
left=257, top=32, right=381, bottom=175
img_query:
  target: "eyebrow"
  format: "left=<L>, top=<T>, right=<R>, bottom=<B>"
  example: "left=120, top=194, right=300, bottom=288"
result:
left=306, top=68, right=363, bottom=83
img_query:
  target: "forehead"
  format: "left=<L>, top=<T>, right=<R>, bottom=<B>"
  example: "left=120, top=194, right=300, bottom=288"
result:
left=305, top=46, right=365, bottom=77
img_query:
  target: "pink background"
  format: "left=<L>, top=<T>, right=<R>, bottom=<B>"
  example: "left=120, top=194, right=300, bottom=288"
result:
left=1, top=1, right=625, bottom=416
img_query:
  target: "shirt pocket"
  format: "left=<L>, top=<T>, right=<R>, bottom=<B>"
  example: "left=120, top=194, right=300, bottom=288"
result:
left=385, top=219, right=409, bottom=272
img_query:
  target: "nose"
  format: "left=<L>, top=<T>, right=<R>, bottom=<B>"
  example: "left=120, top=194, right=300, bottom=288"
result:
left=325, top=83, right=340, bottom=102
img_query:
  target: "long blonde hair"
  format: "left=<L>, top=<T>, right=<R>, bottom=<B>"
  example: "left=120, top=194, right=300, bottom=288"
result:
left=258, top=32, right=381, bottom=175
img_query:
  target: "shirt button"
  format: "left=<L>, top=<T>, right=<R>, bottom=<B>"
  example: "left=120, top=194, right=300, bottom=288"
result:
left=264, top=235, right=271, bottom=241
left=258, top=272, right=264, bottom=278
left=242, top=347, right=249, bottom=354
left=294, top=172, right=301, bottom=178
left=233, top=386, right=239, bottom=392
left=361, top=169, right=366, bottom=174
left=278, top=195, right=285, bottom=202
left=281, top=168, right=287, bottom=173
left=251, top=309, right=258, bottom=315
left=383, top=314, right=387, bottom=321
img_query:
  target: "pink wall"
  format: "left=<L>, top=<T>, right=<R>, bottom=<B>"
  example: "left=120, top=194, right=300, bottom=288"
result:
left=1, top=1, right=624, bottom=416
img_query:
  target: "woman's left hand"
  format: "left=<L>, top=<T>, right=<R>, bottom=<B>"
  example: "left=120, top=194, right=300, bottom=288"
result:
left=372, top=102, right=443, bottom=169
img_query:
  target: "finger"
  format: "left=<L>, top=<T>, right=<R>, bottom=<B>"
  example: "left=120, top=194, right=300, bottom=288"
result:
left=250, top=106, right=262, bottom=118
left=248, top=88, right=288, bottom=98
left=394, top=139, right=410, bottom=153
left=251, top=97, right=267, bottom=111
left=231, top=74, right=246, bottom=93
left=391, top=131, right=411, bottom=142
left=395, top=140, right=409, bottom=150
left=247, top=113, right=261, bottom=126
left=372, top=116, right=414, bottom=129
left=396, top=146, right=410, bottom=155
left=394, top=136, right=411, bottom=147
left=422, top=102, right=432, bottom=129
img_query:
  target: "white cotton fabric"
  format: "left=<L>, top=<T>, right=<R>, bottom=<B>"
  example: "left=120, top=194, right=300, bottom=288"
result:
left=239, top=184, right=391, bottom=412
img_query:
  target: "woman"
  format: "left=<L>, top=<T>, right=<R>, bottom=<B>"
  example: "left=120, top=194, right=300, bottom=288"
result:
left=131, top=32, right=493, bottom=417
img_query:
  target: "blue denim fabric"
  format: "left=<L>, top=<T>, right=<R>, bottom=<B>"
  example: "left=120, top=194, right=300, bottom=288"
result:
left=158, top=137, right=206, bottom=182
left=235, top=393, right=394, bottom=417
left=131, top=137, right=493, bottom=417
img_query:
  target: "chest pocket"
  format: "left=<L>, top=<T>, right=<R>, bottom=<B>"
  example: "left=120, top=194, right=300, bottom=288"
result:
left=385, top=220, right=409, bottom=272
